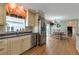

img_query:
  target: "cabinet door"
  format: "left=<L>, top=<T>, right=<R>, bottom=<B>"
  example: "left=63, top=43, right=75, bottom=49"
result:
left=0, top=39, right=8, bottom=55
left=28, top=11, right=36, bottom=26
left=0, top=4, right=6, bottom=25
left=22, top=35, right=31, bottom=52
left=10, top=37, right=22, bottom=55
left=26, top=35, right=31, bottom=49
left=7, top=38, right=12, bottom=55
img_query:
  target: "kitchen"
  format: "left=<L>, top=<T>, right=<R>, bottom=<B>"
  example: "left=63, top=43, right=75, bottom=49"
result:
left=1, top=3, right=79, bottom=55
left=0, top=3, right=46, bottom=55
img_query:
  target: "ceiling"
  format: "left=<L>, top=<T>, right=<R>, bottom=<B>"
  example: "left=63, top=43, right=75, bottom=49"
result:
left=18, top=3, right=79, bottom=21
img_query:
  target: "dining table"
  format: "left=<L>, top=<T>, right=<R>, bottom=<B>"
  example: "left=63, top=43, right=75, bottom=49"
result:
left=53, top=32, right=66, bottom=40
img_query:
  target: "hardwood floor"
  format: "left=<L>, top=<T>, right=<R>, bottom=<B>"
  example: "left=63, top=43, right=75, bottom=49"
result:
left=22, top=35, right=79, bottom=55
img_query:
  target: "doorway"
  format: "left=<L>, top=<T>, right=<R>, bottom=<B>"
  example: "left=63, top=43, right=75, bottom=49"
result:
left=67, top=27, right=73, bottom=36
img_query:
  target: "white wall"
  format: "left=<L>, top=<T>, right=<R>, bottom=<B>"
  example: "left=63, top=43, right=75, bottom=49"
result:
left=51, top=20, right=67, bottom=34
left=76, top=19, right=79, bottom=52
left=46, top=23, right=50, bottom=36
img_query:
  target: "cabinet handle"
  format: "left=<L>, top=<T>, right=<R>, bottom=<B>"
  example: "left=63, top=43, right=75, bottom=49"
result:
left=0, top=48, right=5, bottom=51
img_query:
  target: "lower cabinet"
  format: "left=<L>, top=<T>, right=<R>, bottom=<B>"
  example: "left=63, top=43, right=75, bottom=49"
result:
left=7, top=39, right=11, bottom=55
left=0, top=35, right=32, bottom=55
left=10, top=37, right=22, bottom=55
left=0, top=39, right=8, bottom=55
left=7, top=35, right=31, bottom=55
left=21, top=35, right=31, bottom=52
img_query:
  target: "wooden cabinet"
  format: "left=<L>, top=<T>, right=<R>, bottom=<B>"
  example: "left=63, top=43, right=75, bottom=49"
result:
left=21, top=35, right=31, bottom=52
left=10, top=37, right=22, bottom=55
left=0, top=34, right=32, bottom=55
left=7, top=35, right=31, bottom=55
left=7, top=37, right=22, bottom=55
left=27, top=9, right=37, bottom=27
left=0, top=4, right=6, bottom=25
left=0, top=39, right=8, bottom=55
left=7, top=38, right=11, bottom=55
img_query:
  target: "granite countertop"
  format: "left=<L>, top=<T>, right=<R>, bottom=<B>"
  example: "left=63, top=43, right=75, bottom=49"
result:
left=0, top=31, right=32, bottom=36
left=0, top=31, right=33, bottom=39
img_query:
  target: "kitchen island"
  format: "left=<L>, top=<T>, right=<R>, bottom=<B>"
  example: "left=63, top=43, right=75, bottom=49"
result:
left=0, top=31, right=33, bottom=55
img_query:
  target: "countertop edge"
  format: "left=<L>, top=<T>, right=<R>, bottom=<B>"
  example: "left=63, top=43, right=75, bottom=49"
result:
left=0, top=32, right=33, bottom=39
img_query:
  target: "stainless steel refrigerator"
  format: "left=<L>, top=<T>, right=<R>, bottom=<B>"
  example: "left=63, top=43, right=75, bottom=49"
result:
left=37, top=16, right=46, bottom=46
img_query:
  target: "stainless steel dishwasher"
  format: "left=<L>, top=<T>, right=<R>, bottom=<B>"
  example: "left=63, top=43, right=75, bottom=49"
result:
left=31, top=33, right=37, bottom=48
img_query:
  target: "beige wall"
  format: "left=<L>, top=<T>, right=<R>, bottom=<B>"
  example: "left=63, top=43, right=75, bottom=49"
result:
left=68, top=20, right=76, bottom=28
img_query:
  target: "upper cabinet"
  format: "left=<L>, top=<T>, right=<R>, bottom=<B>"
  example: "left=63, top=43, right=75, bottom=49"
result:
left=0, top=4, right=6, bottom=25
left=26, top=9, right=38, bottom=27
left=0, top=3, right=38, bottom=27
